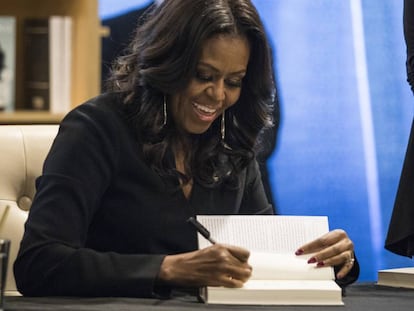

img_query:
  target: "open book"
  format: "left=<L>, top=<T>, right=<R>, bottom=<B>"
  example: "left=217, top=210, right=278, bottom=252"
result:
left=195, top=215, right=343, bottom=305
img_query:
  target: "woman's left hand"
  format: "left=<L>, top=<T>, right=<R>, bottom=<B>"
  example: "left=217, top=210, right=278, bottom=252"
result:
left=295, top=229, right=355, bottom=279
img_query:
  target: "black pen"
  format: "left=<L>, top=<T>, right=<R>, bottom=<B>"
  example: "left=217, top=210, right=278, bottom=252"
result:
left=187, top=217, right=216, bottom=244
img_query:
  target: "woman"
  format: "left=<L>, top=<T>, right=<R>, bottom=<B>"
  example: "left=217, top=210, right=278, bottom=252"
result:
left=14, top=0, right=358, bottom=298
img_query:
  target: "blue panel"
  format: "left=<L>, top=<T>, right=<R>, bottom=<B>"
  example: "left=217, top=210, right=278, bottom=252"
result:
left=99, top=0, right=152, bottom=19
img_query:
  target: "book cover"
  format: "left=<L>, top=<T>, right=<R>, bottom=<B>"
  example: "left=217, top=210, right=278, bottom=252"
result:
left=23, top=16, right=72, bottom=112
left=0, top=16, right=16, bottom=111
left=195, top=215, right=343, bottom=305
left=23, top=18, right=50, bottom=110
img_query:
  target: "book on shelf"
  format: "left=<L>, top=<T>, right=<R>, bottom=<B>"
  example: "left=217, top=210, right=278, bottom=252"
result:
left=23, top=16, right=72, bottom=112
left=195, top=215, right=343, bottom=306
left=377, top=267, right=414, bottom=289
left=0, top=16, right=16, bottom=112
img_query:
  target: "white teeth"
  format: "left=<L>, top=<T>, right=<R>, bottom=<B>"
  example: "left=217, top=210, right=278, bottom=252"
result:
left=193, top=102, right=216, bottom=113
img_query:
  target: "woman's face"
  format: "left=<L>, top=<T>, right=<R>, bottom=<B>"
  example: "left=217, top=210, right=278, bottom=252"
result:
left=170, top=34, right=250, bottom=134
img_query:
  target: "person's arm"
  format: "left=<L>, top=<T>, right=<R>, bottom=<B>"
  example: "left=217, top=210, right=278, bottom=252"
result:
left=14, top=97, right=260, bottom=296
left=13, top=100, right=165, bottom=297
left=404, top=0, right=414, bottom=94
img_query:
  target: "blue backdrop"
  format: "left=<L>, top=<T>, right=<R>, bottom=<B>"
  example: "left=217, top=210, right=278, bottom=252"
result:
left=99, top=0, right=414, bottom=281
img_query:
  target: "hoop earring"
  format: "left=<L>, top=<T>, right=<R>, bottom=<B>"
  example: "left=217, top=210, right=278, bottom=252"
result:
left=163, top=96, right=167, bottom=126
left=221, top=110, right=232, bottom=150
left=221, top=110, right=225, bottom=141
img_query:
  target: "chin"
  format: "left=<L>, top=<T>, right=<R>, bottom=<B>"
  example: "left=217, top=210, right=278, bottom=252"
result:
left=185, top=125, right=211, bottom=135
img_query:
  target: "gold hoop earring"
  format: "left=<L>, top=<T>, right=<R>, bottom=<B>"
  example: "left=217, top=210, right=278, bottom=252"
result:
left=163, top=96, right=167, bottom=126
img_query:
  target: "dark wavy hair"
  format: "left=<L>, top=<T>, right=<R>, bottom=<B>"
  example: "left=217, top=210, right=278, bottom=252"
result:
left=106, top=0, right=276, bottom=189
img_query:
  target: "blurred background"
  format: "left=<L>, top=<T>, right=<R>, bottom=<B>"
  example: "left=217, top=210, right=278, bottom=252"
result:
left=99, top=0, right=414, bottom=281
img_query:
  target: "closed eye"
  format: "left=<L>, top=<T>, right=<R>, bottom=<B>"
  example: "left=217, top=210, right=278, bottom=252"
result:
left=225, top=78, right=243, bottom=88
left=196, top=71, right=212, bottom=82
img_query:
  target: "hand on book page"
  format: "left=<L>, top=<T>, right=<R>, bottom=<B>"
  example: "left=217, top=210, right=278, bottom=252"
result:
left=295, top=228, right=355, bottom=279
left=158, top=243, right=252, bottom=288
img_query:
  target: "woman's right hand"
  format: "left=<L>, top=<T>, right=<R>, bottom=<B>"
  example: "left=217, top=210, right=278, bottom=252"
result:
left=158, top=244, right=252, bottom=288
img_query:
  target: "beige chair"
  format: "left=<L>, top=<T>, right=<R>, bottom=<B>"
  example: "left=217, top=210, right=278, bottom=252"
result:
left=0, top=125, right=58, bottom=294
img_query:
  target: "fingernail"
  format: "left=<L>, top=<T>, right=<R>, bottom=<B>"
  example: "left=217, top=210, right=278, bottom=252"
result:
left=295, top=249, right=304, bottom=255
left=317, top=261, right=325, bottom=267
left=307, top=257, right=317, bottom=264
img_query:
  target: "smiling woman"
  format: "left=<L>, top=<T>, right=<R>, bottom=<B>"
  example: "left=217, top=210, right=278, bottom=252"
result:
left=13, top=0, right=358, bottom=299
left=170, top=35, right=250, bottom=136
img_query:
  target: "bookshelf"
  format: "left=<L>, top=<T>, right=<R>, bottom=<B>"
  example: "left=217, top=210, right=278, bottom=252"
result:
left=0, top=0, right=100, bottom=124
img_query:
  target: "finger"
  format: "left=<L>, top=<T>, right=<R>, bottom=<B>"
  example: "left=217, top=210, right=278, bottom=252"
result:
left=335, top=254, right=356, bottom=279
left=223, top=244, right=250, bottom=262
left=208, top=244, right=252, bottom=284
left=314, top=250, right=354, bottom=268
left=296, top=229, right=348, bottom=255
left=307, top=239, right=354, bottom=265
left=221, top=274, right=246, bottom=288
left=220, top=263, right=252, bottom=287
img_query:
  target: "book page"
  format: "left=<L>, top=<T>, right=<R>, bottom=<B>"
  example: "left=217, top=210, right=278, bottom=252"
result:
left=196, top=215, right=329, bottom=252
left=204, top=280, right=343, bottom=305
left=249, top=252, right=333, bottom=280
left=196, top=215, right=334, bottom=280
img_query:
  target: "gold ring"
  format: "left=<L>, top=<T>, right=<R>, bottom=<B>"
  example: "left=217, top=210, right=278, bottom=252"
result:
left=346, top=258, right=355, bottom=266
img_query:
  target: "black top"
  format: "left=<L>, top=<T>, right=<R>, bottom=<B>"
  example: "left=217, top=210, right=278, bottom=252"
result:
left=13, top=92, right=273, bottom=297
left=384, top=0, right=414, bottom=257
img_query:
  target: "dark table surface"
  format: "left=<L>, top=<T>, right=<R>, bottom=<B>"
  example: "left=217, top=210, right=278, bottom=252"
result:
left=4, top=283, right=414, bottom=311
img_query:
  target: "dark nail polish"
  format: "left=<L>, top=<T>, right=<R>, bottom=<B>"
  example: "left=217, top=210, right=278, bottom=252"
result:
left=307, top=257, right=317, bottom=264
left=317, top=261, right=325, bottom=267
left=295, top=249, right=304, bottom=255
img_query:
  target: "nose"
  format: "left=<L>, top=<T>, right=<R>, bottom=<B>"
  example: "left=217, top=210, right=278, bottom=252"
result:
left=207, top=80, right=226, bottom=102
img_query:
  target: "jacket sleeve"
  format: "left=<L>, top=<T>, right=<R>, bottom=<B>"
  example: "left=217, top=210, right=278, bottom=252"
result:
left=13, top=101, right=166, bottom=298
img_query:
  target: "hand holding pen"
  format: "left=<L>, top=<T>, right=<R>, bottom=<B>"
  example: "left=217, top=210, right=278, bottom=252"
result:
left=156, top=217, right=252, bottom=288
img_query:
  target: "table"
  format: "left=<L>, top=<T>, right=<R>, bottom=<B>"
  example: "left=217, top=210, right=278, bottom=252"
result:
left=4, top=283, right=414, bottom=311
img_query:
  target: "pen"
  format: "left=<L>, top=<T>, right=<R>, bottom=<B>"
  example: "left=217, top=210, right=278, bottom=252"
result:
left=187, top=217, right=216, bottom=244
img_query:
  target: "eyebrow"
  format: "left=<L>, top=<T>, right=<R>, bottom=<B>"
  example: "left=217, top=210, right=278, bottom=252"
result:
left=197, top=62, right=247, bottom=75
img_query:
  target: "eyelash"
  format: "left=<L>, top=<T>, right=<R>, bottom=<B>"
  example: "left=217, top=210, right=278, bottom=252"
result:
left=195, top=72, right=243, bottom=88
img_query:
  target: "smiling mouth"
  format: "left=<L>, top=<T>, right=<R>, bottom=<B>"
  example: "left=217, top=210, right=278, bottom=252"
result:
left=192, top=102, right=217, bottom=115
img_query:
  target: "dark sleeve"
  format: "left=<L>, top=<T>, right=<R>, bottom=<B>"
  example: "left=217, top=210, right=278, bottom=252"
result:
left=404, top=0, right=414, bottom=93
left=13, top=101, right=166, bottom=298
left=334, top=256, right=360, bottom=288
